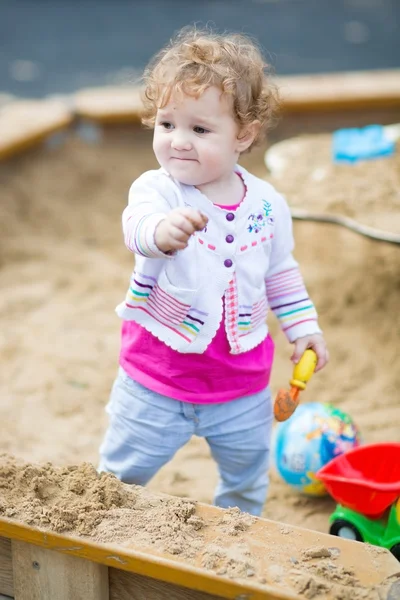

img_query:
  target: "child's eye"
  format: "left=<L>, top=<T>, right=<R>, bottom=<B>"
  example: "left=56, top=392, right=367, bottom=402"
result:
left=160, top=122, right=174, bottom=130
left=193, top=126, right=209, bottom=134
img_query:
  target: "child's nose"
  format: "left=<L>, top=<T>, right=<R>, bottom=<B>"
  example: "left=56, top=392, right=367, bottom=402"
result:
left=171, top=131, right=192, bottom=151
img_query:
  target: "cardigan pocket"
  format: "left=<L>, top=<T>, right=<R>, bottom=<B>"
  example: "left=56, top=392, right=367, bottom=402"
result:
left=238, top=294, right=268, bottom=336
left=148, top=268, right=197, bottom=326
left=250, top=295, right=268, bottom=329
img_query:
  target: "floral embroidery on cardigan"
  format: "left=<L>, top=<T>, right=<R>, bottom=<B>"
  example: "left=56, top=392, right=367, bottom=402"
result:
left=247, top=200, right=274, bottom=233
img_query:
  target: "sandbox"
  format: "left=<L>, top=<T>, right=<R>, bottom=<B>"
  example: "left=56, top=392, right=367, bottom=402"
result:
left=0, top=458, right=399, bottom=600
left=0, top=71, right=399, bottom=598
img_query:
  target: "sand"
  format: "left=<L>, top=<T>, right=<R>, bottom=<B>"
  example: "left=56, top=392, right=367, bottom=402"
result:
left=0, top=124, right=399, bottom=544
left=266, top=133, right=400, bottom=234
left=0, top=455, right=397, bottom=599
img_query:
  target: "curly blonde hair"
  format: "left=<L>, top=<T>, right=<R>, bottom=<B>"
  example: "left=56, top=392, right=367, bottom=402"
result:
left=141, top=26, right=280, bottom=150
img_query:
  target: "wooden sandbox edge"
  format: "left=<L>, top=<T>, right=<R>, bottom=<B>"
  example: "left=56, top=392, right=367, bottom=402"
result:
left=1, top=504, right=400, bottom=600
left=276, top=68, right=400, bottom=113
left=71, top=69, right=400, bottom=122
left=1, top=69, right=399, bottom=163
left=0, top=517, right=299, bottom=600
left=0, top=99, right=73, bottom=161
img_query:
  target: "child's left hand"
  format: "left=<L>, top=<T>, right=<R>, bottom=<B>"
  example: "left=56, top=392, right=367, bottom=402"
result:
left=291, top=334, right=329, bottom=373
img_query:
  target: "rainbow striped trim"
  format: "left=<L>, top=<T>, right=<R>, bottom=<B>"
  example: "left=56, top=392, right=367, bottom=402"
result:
left=266, top=267, right=318, bottom=332
left=125, top=271, right=208, bottom=342
left=238, top=297, right=268, bottom=335
left=124, top=211, right=167, bottom=258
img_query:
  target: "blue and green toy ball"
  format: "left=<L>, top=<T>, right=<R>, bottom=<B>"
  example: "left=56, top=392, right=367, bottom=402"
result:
left=272, top=402, right=362, bottom=496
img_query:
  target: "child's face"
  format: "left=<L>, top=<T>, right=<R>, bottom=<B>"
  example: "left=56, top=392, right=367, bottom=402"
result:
left=153, top=86, right=246, bottom=187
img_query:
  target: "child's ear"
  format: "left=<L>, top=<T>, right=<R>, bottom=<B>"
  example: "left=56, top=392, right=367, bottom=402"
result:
left=236, top=121, right=261, bottom=153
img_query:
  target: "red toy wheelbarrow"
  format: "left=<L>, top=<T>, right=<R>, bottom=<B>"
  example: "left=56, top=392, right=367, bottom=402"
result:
left=317, top=442, right=400, bottom=559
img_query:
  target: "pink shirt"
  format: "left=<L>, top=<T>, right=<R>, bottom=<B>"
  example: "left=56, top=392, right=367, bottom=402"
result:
left=119, top=194, right=275, bottom=404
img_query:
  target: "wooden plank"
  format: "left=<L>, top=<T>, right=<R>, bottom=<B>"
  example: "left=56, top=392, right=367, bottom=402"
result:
left=1, top=509, right=399, bottom=600
left=0, top=515, right=298, bottom=600
left=0, top=69, right=398, bottom=163
left=0, top=539, right=12, bottom=597
left=0, top=69, right=398, bottom=164
left=277, top=69, right=400, bottom=112
left=109, top=568, right=224, bottom=600
left=1, top=539, right=226, bottom=600
left=0, top=100, right=73, bottom=161
left=71, top=70, right=400, bottom=123
left=73, top=86, right=143, bottom=124
left=11, top=540, right=109, bottom=600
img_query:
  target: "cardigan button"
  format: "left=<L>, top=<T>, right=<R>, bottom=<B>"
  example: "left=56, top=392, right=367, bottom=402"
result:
left=224, top=259, right=233, bottom=268
left=225, top=234, right=234, bottom=243
left=226, top=212, right=235, bottom=221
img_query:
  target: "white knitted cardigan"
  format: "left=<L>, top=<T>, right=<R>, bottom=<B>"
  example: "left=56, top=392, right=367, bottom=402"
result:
left=116, top=164, right=321, bottom=354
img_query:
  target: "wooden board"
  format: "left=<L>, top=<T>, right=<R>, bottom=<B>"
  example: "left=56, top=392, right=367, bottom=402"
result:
left=73, top=86, right=143, bottom=124
left=276, top=69, right=400, bottom=112
left=109, top=569, right=226, bottom=600
left=12, top=540, right=109, bottom=600
left=0, top=538, right=12, bottom=597
left=0, top=100, right=73, bottom=161
left=71, top=70, right=400, bottom=124
left=0, top=69, right=399, bottom=163
left=0, top=503, right=399, bottom=600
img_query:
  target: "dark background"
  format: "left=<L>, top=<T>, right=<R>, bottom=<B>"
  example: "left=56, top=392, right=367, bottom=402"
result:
left=0, top=0, right=399, bottom=99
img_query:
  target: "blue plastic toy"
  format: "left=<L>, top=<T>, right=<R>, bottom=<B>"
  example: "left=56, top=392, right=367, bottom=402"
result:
left=333, top=124, right=395, bottom=163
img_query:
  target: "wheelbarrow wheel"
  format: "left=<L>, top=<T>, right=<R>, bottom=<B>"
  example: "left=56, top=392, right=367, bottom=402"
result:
left=390, top=543, right=400, bottom=562
left=329, top=519, right=363, bottom=542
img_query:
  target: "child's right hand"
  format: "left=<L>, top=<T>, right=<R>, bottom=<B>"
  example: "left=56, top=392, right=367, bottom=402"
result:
left=155, top=208, right=208, bottom=254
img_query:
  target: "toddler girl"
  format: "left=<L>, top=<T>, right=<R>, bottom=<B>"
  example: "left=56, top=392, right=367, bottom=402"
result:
left=98, top=27, right=328, bottom=516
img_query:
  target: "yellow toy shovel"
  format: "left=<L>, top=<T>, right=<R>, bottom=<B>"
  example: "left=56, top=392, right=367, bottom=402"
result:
left=274, top=349, right=317, bottom=422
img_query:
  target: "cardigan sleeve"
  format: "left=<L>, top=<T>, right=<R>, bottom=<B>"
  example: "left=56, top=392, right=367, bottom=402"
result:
left=265, top=193, right=322, bottom=342
left=122, top=170, right=177, bottom=259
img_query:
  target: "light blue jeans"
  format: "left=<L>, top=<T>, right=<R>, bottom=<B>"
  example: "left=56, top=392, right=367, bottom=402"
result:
left=98, top=368, right=273, bottom=516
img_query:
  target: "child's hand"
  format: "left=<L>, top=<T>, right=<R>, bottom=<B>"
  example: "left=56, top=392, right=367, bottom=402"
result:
left=155, top=208, right=208, bottom=254
left=291, top=334, right=329, bottom=373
